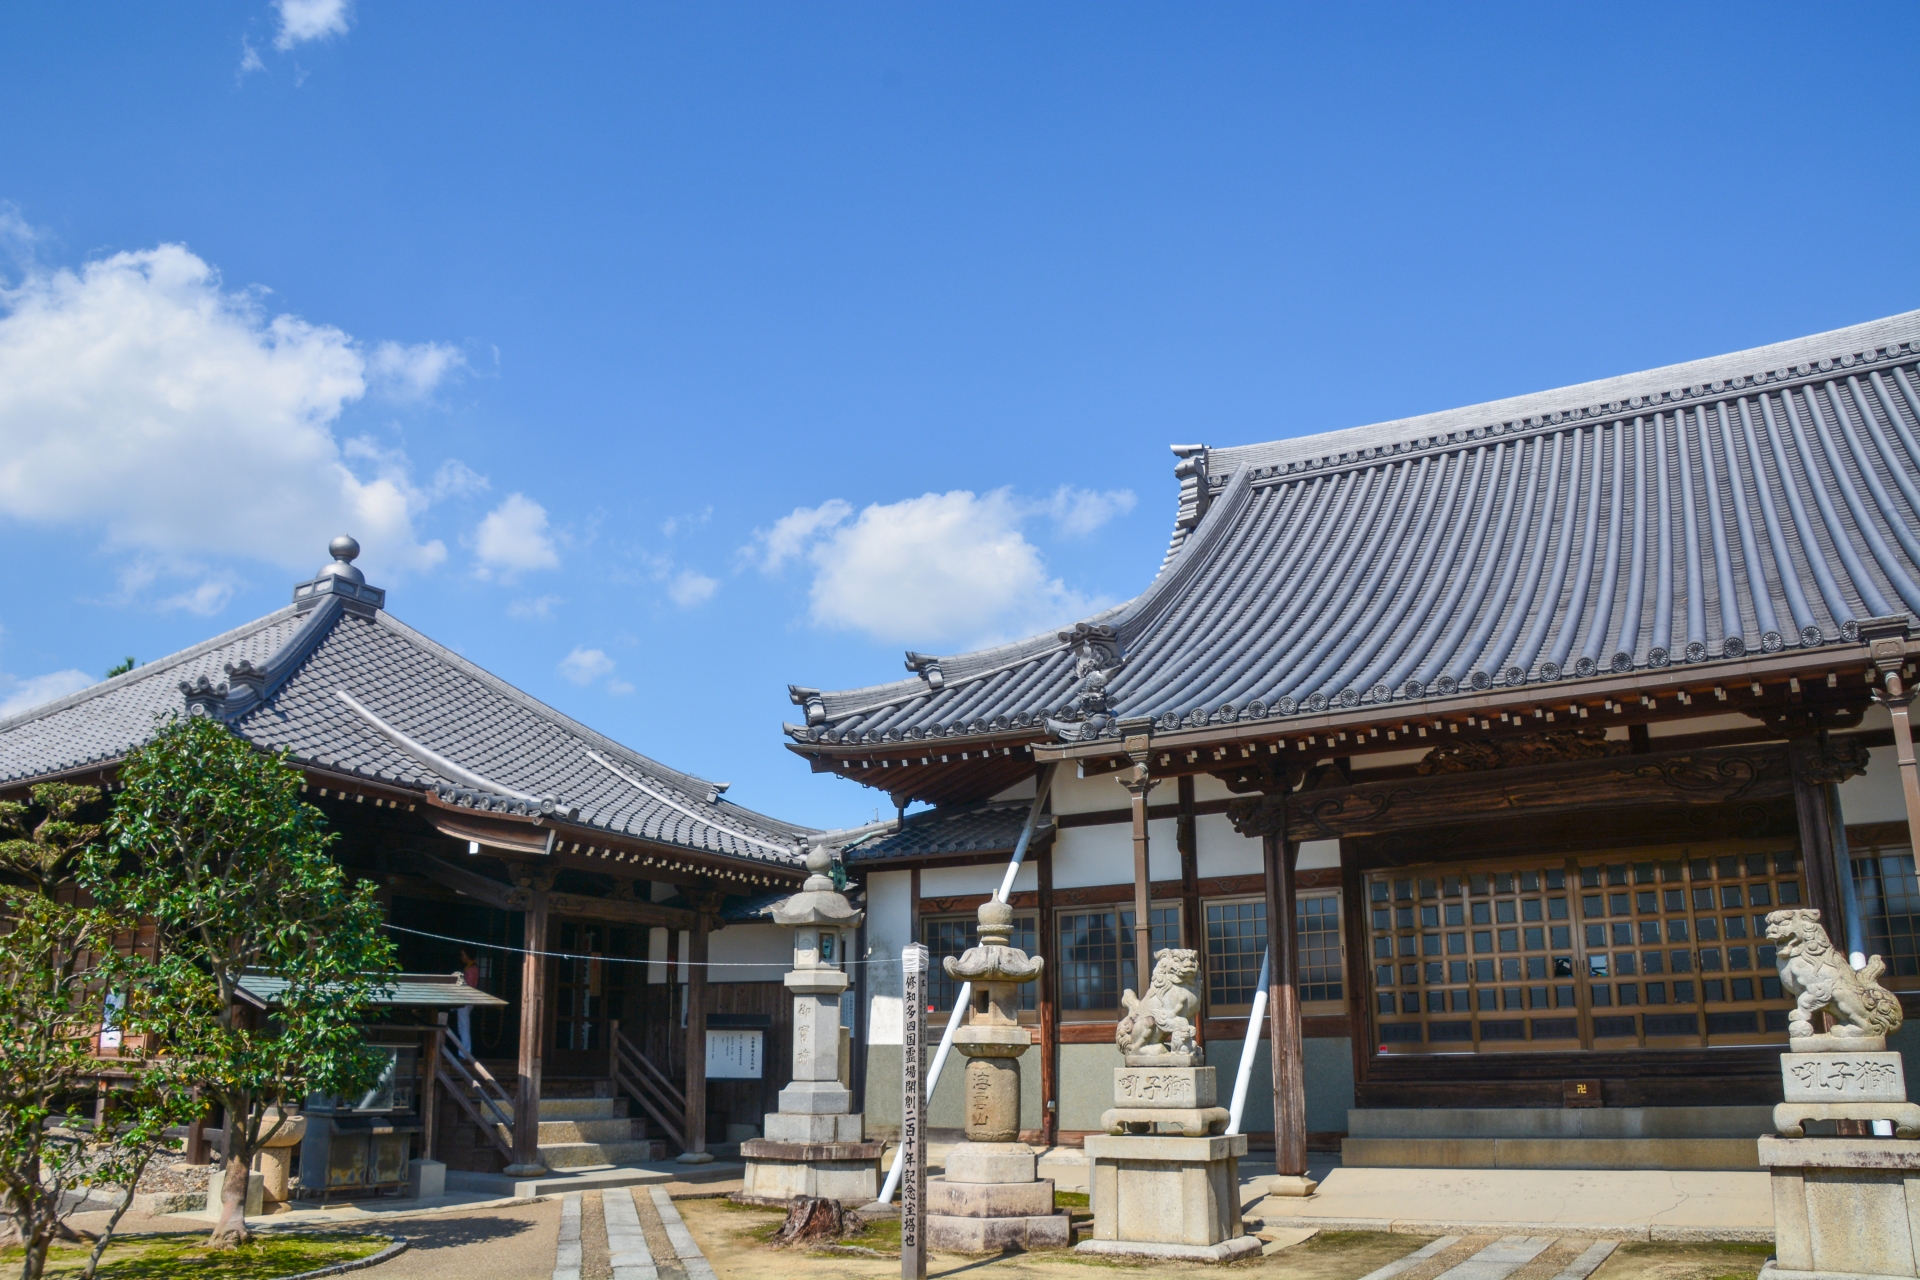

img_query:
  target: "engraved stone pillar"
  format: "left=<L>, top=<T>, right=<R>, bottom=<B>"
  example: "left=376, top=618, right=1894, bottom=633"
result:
left=925, top=900, right=1069, bottom=1252
left=739, top=848, right=883, bottom=1205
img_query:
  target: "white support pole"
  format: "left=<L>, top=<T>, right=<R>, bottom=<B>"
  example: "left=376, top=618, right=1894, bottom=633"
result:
left=876, top=765, right=1056, bottom=1205
left=1226, top=948, right=1269, bottom=1135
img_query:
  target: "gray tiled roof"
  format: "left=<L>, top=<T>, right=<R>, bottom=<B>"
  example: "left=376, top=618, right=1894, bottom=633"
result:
left=847, top=801, right=1047, bottom=864
left=788, top=311, right=1920, bottom=746
left=0, top=597, right=811, bottom=867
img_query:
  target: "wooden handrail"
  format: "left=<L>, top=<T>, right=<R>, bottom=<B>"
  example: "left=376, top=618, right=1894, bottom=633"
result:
left=439, top=1042, right=514, bottom=1131
left=616, top=1030, right=686, bottom=1110
left=436, top=1063, right=516, bottom=1161
left=611, top=1028, right=687, bottom=1150
left=444, top=1036, right=513, bottom=1100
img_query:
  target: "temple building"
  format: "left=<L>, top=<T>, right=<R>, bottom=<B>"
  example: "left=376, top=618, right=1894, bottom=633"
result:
left=783, top=310, right=1920, bottom=1172
left=0, top=538, right=818, bottom=1183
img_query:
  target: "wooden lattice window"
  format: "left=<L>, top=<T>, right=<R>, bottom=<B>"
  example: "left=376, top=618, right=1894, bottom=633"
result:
left=1366, top=841, right=1798, bottom=1054
left=923, top=913, right=1037, bottom=1017
left=1853, top=839, right=1920, bottom=988
left=1056, top=904, right=1181, bottom=1016
left=1202, top=894, right=1344, bottom=1014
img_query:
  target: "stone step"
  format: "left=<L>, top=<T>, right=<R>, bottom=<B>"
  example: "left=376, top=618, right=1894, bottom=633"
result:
left=497, top=1096, right=626, bottom=1122
left=1340, top=1135, right=1760, bottom=1170
left=539, top=1117, right=642, bottom=1145
left=1346, top=1105, right=1772, bottom=1140
left=540, top=1139, right=666, bottom=1169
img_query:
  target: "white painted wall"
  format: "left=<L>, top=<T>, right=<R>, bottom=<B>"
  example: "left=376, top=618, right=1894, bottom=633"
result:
left=1840, top=745, right=1911, bottom=826
left=1195, top=813, right=1262, bottom=878
left=863, top=868, right=911, bottom=1044
left=1299, top=839, right=1340, bottom=870
left=1051, top=817, right=1179, bottom=888
left=706, top=920, right=790, bottom=983
left=1052, top=770, right=1132, bottom=815
left=921, top=860, right=1036, bottom=897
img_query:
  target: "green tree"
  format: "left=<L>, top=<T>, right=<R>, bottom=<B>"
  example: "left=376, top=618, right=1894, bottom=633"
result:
left=0, top=890, right=128, bottom=1280
left=0, top=784, right=102, bottom=894
left=88, top=715, right=394, bottom=1247
left=103, top=659, right=136, bottom=679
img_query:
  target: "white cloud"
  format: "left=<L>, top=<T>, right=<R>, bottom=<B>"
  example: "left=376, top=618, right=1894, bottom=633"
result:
left=744, top=499, right=853, bottom=573
left=667, top=570, right=719, bottom=607
left=237, top=37, right=266, bottom=78
left=606, top=678, right=635, bottom=695
left=370, top=340, right=465, bottom=402
left=274, top=0, right=352, bottom=50
left=0, top=241, right=466, bottom=582
left=0, top=669, right=93, bottom=720
left=558, top=646, right=615, bottom=686
left=430, top=459, right=489, bottom=500
left=765, top=489, right=1101, bottom=646
left=472, top=494, right=559, bottom=580
left=507, top=594, right=563, bottom=621
left=159, top=577, right=236, bottom=616
left=1044, top=485, right=1136, bottom=536
left=661, top=506, right=712, bottom=538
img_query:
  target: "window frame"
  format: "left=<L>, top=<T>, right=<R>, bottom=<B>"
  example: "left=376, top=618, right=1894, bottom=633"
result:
left=1201, top=892, right=1346, bottom=1017
left=920, top=910, right=1040, bottom=1028
left=1054, top=899, right=1184, bottom=1021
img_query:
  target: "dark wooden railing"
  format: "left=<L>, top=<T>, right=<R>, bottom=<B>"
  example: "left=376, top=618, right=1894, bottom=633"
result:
left=438, top=1034, right=517, bottom=1162
left=609, top=1019, right=685, bottom=1151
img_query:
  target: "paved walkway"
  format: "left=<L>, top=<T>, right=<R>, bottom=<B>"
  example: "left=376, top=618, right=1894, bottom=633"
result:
left=1359, top=1235, right=1620, bottom=1280
left=550, top=1187, right=719, bottom=1280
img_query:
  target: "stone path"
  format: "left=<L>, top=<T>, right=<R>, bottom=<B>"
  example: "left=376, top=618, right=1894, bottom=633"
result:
left=547, top=1188, right=716, bottom=1280
left=1359, top=1235, right=1620, bottom=1280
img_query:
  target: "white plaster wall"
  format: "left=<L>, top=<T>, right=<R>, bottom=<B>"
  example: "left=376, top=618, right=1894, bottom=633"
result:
left=1840, top=746, right=1909, bottom=826
left=1352, top=747, right=1428, bottom=771
left=990, top=776, right=1039, bottom=802
left=1648, top=713, right=1753, bottom=738
left=863, top=868, right=911, bottom=1044
left=706, top=921, right=790, bottom=983
left=1195, top=813, right=1262, bottom=878
left=1051, top=817, right=1179, bottom=889
left=1051, top=770, right=1133, bottom=815
left=1298, top=839, right=1340, bottom=870
left=920, top=861, right=1037, bottom=897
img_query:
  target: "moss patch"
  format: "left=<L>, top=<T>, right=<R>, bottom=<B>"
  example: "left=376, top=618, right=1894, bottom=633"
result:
left=4, top=1231, right=388, bottom=1279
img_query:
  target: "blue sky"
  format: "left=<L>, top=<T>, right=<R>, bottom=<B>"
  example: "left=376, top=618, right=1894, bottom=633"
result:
left=0, top=2, right=1915, bottom=828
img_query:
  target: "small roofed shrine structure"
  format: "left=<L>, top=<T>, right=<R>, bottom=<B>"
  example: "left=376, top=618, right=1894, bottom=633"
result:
left=0, top=537, right=819, bottom=1182
left=784, top=311, right=1920, bottom=1178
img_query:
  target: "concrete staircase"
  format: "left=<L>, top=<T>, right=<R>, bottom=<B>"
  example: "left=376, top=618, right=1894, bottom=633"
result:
left=501, top=1095, right=665, bottom=1169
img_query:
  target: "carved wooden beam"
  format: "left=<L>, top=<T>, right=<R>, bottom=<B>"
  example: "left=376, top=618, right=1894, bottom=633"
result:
left=403, top=853, right=531, bottom=910
left=1230, top=742, right=1793, bottom=844
left=544, top=891, right=697, bottom=931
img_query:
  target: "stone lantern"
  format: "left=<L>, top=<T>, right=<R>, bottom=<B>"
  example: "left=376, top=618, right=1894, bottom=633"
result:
left=739, top=847, right=883, bottom=1204
left=925, top=899, right=1069, bottom=1250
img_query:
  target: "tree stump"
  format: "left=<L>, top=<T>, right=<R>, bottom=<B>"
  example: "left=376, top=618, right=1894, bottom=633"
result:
left=773, top=1196, right=845, bottom=1247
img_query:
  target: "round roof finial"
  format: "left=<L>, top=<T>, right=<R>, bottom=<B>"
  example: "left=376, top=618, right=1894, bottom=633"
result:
left=318, top=535, right=366, bottom=585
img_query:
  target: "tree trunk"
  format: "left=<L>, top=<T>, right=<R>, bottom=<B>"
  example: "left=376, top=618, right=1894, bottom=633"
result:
left=208, top=1098, right=253, bottom=1247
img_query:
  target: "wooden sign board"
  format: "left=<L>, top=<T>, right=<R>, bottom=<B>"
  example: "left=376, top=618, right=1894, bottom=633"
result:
left=1563, top=1079, right=1602, bottom=1108
left=705, top=1029, right=762, bottom=1079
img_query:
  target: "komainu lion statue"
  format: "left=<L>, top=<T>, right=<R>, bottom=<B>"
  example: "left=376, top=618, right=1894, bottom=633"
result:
left=1116, top=948, right=1201, bottom=1059
left=1765, top=908, right=1904, bottom=1042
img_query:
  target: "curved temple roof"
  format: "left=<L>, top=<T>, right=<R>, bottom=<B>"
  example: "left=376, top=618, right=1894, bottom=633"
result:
left=0, top=555, right=813, bottom=868
left=788, top=311, right=1920, bottom=747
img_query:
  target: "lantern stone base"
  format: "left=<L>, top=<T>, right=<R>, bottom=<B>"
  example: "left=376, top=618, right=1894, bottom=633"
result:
left=925, top=1141, right=1070, bottom=1252
left=1078, top=1133, right=1256, bottom=1263
left=765, top=1111, right=865, bottom=1143
left=738, top=1138, right=883, bottom=1205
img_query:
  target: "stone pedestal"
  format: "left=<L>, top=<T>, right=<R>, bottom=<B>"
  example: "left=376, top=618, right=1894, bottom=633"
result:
left=1775, top=1051, right=1920, bottom=1139
left=1077, top=1134, right=1260, bottom=1263
left=924, top=900, right=1069, bottom=1252
left=740, top=849, right=879, bottom=1206
left=1760, top=1137, right=1920, bottom=1279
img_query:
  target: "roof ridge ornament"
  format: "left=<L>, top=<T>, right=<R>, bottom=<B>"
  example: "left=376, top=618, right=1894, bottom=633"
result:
left=293, top=535, right=386, bottom=617
left=904, top=652, right=945, bottom=690
left=1044, top=621, right=1124, bottom=741
left=181, top=593, right=346, bottom=722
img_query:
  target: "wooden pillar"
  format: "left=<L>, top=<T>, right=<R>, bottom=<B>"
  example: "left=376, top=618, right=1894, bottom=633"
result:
left=1121, top=768, right=1158, bottom=999
left=1037, top=839, right=1058, bottom=1149
left=1788, top=742, right=1846, bottom=931
left=851, top=914, right=869, bottom=1118
left=509, top=878, right=550, bottom=1173
left=1176, top=775, right=1204, bottom=1039
left=184, top=1113, right=209, bottom=1166
left=679, top=907, right=713, bottom=1162
left=1262, top=823, right=1306, bottom=1178
left=1862, top=620, right=1920, bottom=856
